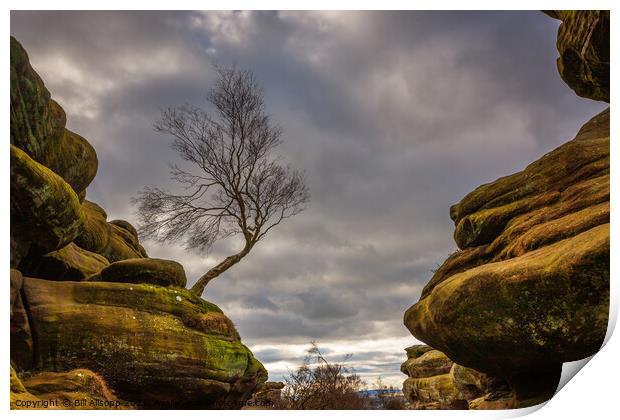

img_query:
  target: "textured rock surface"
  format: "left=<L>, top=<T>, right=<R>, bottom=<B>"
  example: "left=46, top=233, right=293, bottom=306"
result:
left=400, top=345, right=558, bottom=410
left=75, top=200, right=148, bottom=263
left=10, top=144, right=86, bottom=265
left=401, top=345, right=482, bottom=409
left=10, top=37, right=98, bottom=193
left=11, top=367, right=128, bottom=410
left=405, top=109, right=609, bottom=378
left=20, top=242, right=110, bottom=281
left=242, top=381, right=284, bottom=410
left=401, top=349, right=452, bottom=378
left=546, top=11, right=609, bottom=102
left=87, top=257, right=187, bottom=287
left=19, top=277, right=266, bottom=408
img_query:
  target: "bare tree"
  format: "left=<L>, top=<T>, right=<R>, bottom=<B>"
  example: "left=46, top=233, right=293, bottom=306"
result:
left=279, top=341, right=370, bottom=410
left=133, top=64, right=310, bottom=296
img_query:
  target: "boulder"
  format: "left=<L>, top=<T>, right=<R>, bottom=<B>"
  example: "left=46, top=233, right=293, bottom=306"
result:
left=19, top=242, right=110, bottom=281
left=400, top=344, right=555, bottom=410
left=88, top=257, right=187, bottom=288
left=10, top=145, right=85, bottom=264
left=18, top=277, right=266, bottom=408
left=400, top=346, right=485, bottom=409
left=242, top=381, right=285, bottom=410
left=406, top=109, right=609, bottom=377
left=401, top=350, right=452, bottom=378
left=109, top=219, right=139, bottom=239
left=75, top=200, right=148, bottom=262
left=545, top=11, right=609, bottom=102
left=10, top=36, right=98, bottom=193
left=405, top=344, right=433, bottom=359
left=403, top=375, right=467, bottom=410
left=11, top=367, right=128, bottom=410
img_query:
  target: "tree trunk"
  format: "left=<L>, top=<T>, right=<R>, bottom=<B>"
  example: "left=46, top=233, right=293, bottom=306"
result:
left=190, top=245, right=251, bottom=296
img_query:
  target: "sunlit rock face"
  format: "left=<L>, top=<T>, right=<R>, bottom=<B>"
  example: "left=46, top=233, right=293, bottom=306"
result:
left=402, top=10, right=609, bottom=410
left=10, top=36, right=267, bottom=409
left=16, top=278, right=266, bottom=408
left=406, top=108, right=609, bottom=375
left=546, top=11, right=609, bottom=102
left=400, top=345, right=560, bottom=410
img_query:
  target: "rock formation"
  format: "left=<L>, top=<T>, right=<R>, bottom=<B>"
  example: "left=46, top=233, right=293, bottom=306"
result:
left=10, top=36, right=266, bottom=409
left=545, top=11, right=609, bottom=102
left=401, top=345, right=552, bottom=410
left=403, top=10, right=609, bottom=409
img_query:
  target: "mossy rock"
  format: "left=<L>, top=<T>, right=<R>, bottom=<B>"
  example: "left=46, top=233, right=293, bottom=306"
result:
left=10, top=144, right=85, bottom=265
left=19, top=242, right=109, bottom=281
left=11, top=366, right=130, bottom=410
left=75, top=200, right=148, bottom=263
left=21, top=277, right=266, bottom=408
left=405, top=344, right=433, bottom=359
left=406, top=110, right=609, bottom=379
left=403, top=374, right=467, bottom=409
left=11, top=37, right=98, bottom=194
left=545, top=11, right=609, bottom=102
left=88, top=257, right=187, bottom=288
left=109, top=219, right=139, bottom=239
left=450, top=364, right=487, bottom=401
left=401, top=350, right=453, bottom=378
left=406, top=223, right=609, bottom=375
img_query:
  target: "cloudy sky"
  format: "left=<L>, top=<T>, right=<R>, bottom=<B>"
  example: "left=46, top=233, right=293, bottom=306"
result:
left=11, top=11, right=606, bottom=386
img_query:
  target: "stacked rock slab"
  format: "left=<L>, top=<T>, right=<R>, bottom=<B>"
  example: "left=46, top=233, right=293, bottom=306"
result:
left=10, top=36, right=267, bottom=408
left=403, top=11, right=609, bottom=409
left=401, top=345, right=546, bottom=410
left=401, top=345, right=488, bottom=409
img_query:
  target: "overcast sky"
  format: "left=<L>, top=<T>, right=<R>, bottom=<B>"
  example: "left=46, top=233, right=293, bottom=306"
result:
left=11, top=11, right=606, bottom=387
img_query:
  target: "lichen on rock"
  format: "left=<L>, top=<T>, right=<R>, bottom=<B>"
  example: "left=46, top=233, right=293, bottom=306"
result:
left=87, top=257, right=187, bottom=288
left=18, top=277, right=266, bottom=408
left=75, top=200, right=148, bottom=263
left=10, top=144, right=86, bottom=265
left=10, top=37, right=98, bottom=195
left=405, top=110, right=609, bottom=381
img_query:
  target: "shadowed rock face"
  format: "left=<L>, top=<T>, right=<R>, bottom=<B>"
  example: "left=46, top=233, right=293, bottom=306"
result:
left=546, top=11, right=609, bottom=102
left=10, top=36, right=267, bottom=408
left=19, top=242, right=110, bottom=281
